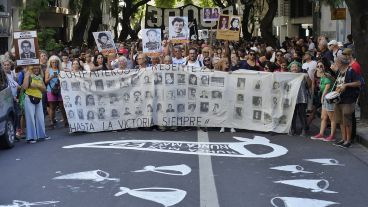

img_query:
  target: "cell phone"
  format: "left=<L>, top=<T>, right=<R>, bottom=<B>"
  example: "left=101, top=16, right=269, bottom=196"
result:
left=54, top=71, right=58, bottom=76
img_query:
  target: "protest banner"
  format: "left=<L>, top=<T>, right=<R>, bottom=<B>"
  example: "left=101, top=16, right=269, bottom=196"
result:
left=13, top=31, right=40, bottom=66
left=59, top=66, right=304, bottom=134
left=92, top=31, right=117, bottom=55
left=142, top=28, right=162, bottom=57
left=169, top=16, right=189, bottom=43
left=216, top=15, right=241, bottom=41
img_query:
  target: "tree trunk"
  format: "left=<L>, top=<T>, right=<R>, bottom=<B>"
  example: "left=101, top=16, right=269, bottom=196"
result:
left=241, top=0, right=254, bottom=40
left=260, top=0, right=278, bottom=48
left=345, top=0, right=368, bottom=120
left=71, top=0, right=90, bottom=46
left=87, top=0, right=102, bottom=47
left=111, top=0, right=119, bottom=42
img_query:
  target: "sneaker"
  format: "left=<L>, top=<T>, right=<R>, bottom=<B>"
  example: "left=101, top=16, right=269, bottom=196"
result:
left=230, top=128, right=236, bottom=133
left=323, top=135, right=335, bottom=142
left=220, top=127, right=225, bottom=133
left=333, top=140, right=345, bottom=146
left=339, top=142, right=352, bottom=148
left=27, top=139, right=36, bottom=144
left=311, top=133, right=324, bottom=140
left=38, top=136, right=51, bottom=142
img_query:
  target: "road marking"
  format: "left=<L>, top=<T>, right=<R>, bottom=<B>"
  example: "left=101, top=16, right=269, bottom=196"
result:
left=198, top=129, right=220, bottom=207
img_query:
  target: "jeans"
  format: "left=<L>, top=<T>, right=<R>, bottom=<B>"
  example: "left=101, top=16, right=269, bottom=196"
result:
left=25, top=95, right=47, bottom=140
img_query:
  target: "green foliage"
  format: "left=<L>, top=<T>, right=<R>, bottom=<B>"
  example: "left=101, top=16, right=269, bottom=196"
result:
left=155, top=0, right=177, bottom=8
left=198, top=0, right=216, bottom=7
left=20, top=0, right=63, bottom=51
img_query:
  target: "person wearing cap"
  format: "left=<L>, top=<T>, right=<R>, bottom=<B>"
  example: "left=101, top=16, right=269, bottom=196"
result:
left=117, top=48, right=133, bottom=69
left=331, top=55, right=361, bottom=148
left=328, top=40, right=342, bottom=62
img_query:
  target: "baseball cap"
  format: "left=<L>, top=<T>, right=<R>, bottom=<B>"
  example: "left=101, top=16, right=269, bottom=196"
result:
left=328, top=40, right=338, bottom=46
left=118, top=48, right=128, bottom=55
left=337, top=42, right=343, bottom=47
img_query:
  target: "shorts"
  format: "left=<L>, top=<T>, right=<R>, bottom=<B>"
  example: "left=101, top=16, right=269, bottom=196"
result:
left=322, top=97, right=335, bottom=112
left=334, top=103, right=355, bottom=126
left=47, top=92, right=63, bottom=102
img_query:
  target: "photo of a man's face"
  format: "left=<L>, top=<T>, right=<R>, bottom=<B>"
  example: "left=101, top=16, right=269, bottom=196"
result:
left=169, top=16, right=189, bottom=40
left=19, top=39, right=36, bottom=59
left=147, top=30, right=158, bottom=42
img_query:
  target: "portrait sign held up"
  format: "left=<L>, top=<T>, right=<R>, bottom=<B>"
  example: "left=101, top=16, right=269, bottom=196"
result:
left=216, top=15, right=241, bottom=41
left=203, top=7, right=221, bottom=21
left=92, top=31, right=117, bottom=55
left=142, top=28, right=162, bottom=57
left=169, top=16, right=189, bottom=43
left=13, top=31, right=40, bottom=66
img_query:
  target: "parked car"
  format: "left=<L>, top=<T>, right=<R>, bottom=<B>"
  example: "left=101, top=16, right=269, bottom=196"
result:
left=0, top=68, right=15, bottom=149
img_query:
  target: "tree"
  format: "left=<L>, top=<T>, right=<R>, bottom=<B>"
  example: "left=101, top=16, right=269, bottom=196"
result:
left=70, top=0, right=91, bottom=46
left=155, top=0, right=176, bottom=8
left=344, top=0, right=368, bottom=120
left=20, top=0, right=63, bottom=51
left=259, top=0, right=277, bottom=47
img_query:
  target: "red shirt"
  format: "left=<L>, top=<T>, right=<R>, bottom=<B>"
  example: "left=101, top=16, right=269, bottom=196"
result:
left=351, top=60, right=362, bottom=75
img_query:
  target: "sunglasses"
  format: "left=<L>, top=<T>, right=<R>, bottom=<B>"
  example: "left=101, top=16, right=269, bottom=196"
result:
left=204, top=59, right=211, bottom=62
left=249, top=53, right=255, bottom=56
left=316, top=65, right=324, bottom=68
left=276, top=54, right=282, bottom=57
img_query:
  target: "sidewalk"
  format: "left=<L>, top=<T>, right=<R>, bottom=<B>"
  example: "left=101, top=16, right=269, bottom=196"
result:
left=356, top=121, right=368, bottom=147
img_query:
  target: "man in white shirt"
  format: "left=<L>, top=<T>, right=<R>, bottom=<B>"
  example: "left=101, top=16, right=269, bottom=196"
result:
left=61, top=54, right=72, bottom=72
left=328, top=40, right=342, bottom=62
left=302, top=51, right=317, bottom=81
left=172, top=46, right=186, bottom=65
left=184, top=48, right=203, bottom=67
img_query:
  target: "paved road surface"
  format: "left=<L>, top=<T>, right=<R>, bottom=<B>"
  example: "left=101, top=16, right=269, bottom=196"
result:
left=1, top=127, right=368, bottom=207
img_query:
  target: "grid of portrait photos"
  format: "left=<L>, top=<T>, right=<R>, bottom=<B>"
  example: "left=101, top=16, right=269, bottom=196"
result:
left=60, top=69, right=304, bottom=133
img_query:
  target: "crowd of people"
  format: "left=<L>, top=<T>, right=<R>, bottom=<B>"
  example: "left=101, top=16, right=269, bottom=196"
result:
left=0, top=33, right=363, bottom=148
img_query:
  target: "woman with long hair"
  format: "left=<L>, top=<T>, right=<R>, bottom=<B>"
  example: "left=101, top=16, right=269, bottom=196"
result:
left=23, top=65, right=49, bottom=143
left=311, top=61, right=336, bottom=141
left=45, top=55, right=67, bottom=128
left=91, top=53, right=109, bottom=71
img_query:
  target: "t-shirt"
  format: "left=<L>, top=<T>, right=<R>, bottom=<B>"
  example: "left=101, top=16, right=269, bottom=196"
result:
left=302, top=60, right=317, bottom=81
left=185, top=60, right=203, bottom=67
left=172, top=57, right=187, bottom=65
left=62, top=61, right=72, bottom=72
left=26, top=75, right=43, bottom=99
left=336, top=68, right=360, bottom=104
left=6, top=73, right=19, bottom=98
left=319, top=77, right=333, bottom=95
left=351, top=61, right=362, bottom=75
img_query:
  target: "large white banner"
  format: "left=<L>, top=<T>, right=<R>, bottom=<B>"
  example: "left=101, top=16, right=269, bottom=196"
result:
left=60, top=66, right=304, bottom=133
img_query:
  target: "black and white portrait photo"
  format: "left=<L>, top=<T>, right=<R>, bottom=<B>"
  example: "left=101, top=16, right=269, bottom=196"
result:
left=264, top=113, right=272, bottom=124
left=212, top=103, right=220, bottom=114
left=143, top=76, right=151, bottom=84
left=272, top=81, right=280, bottom=90
left=143, top=29, right=161, bottom=53
left=237, top=94, right=244, bottom=103
left=188, top=103, right=196, bottom=112
left=177, top=104, right=185, bottom=113
left=212, top=91, right=222, bottom=99
left=283, top=98, right=291, bottom=108
left=133, top=91, right=142, bottom=103
left=71, top=82, right=81, bottom=91
left=156, top=103, right=162, bottom=112
left=177, top=89, right=186, bottom=97
left=254, top=80, right=262, bottom=90
left=253, top=110, right=262, bottom=121
left=83, top=80, right=92, bottom=91
left=111, top=109, right=120, bottom=118
left=167, top=90, right=176, bottom=100
left=237, top=78, right=245, bottom=89
left=98, top=108, right=105, bottom=120
left=200, top=75, right=209, bottom=86
left=284, top=83, right=291, bottom=93
left=131, top=74, right=140, bottom=86
left=68, top=110, right=75, bottom=119
left=123, top=93, right=130, bottom=102
left=63, top=96, right=71, bottom=108
left=120, top=77, right=129, bottom=88
left=218, top=15, right=229, bottom=30
left=211, top=77, right=225, bottom=87
left=95, top=79, right=104, bottom=91
left=19, top=39, right=36, bottom=59
left=61, top=81, right=69, bottom=91
left=229, top=17, right=240, bottom=31
left=93, top=31, right=115, bottom=51
left=279, top=115, right=287, bottom=125
left=169, top=16, right=189, bottom=40
left=165, top=73, right=174, bottom=84
left=124, top=107, right=131, bottom=115
left=135, top=106, right=143, bottom=116
left=200, top=102, right=209, bottom=113
left=110, top=94, right=119, bottom=104
left=252, top=96, right=262, bottom=107
left=177, top=74, right=186, bottom=84
left=200, top=90, right=209, bottom=98
left=189, top=74, right=198, bottom=85
left=86, top=95, right=95, bottom=106
left=166, top=104, right=175, bottom=112
left=87, top=110, right=95, bottom=120
left=189, top=88, right=196, bottom=100
left=75, top=95, right=82, bottom=106
left=235, top=107, right=243, bottom=119
left=147, top=104, right=153, bottom=113
left=145, top=91, right=153, bottom=99
left=154, top=73, right=163, bottom=85
left=77, top=109, right=84, bottom=120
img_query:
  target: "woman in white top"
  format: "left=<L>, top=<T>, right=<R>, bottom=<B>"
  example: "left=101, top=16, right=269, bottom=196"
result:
left=83, top=53, right=94, bottom=72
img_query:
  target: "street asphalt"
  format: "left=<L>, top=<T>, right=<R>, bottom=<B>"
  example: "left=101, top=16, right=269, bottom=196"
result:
left=1, top=126, right=368, bottom=207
